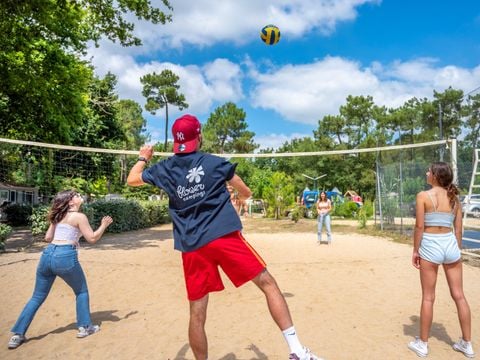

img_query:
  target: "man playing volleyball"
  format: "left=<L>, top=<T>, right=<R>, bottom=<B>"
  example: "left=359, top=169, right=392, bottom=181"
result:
left=127, top=114, right=321, bottom=360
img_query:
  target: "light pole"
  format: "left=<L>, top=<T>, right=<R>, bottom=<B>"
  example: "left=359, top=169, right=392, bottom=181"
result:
left=438, top=102, right=444, bottom=161
left=161, top=89, right=169, bottom=151
left=301, top=173, right=327, bottom=191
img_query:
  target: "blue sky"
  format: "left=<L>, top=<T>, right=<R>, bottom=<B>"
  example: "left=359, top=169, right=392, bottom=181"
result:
left=87, top=0, right=480, bottom=149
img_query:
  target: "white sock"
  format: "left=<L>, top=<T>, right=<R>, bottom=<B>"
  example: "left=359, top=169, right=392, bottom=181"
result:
left=282, top=326, right=304, bottom=355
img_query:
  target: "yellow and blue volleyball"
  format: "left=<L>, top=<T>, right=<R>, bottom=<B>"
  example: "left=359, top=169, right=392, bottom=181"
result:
left=260, top=24, right=281, bottom=45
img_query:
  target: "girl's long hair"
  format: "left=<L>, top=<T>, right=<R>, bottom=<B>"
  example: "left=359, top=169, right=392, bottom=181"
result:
left=319, top=191, right=328, bottom=203
left=430, top=162, right=459, bottom=209
left=48, top=190, right=77, bottom=224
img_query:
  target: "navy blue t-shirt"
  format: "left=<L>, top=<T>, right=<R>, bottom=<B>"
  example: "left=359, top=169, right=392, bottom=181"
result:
left=142, top=152, right=242, bottom=252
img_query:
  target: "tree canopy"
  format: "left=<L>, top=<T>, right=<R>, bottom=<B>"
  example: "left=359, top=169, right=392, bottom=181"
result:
left=141, top=70, right=189, bottom=150
left=202, top=102, right=258, bottom=154
left=0, top=1, right=478, bottom=219
left=0, top=0, right=172, bottom=143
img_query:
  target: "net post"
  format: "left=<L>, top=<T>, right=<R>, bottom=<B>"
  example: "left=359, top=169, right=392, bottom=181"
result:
left=449, top=138, right=458, bottom=185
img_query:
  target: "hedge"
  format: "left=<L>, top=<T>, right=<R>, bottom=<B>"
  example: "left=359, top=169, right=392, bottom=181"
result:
left=3, top=204, right=33, bottom=227
left=30, top=199, right=170, bottom=236
left=0, top=223, right=13, bottom=250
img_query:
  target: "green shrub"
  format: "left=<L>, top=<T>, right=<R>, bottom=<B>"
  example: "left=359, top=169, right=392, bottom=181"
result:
left=0, top=223, right=13, bottom=250
left=4, top=204, right=33, bottom=226
left=84, top=200, right=146, bottom=233
left=87, top=199, right=170, bottom=232
left=30, top=205, right=50, bottom=236
left=362, top=199, right=374, bottom=218
left=289, top=203, right=305, bottom=223
left=357, top=205, right=368, bottom=228
left=332, top=201, right=359, bottom=218
left=31, top=199, right=170, bottom=236
left=139, top=200, right=170, bottom=227
left=353, top=200, right=374, bottom=229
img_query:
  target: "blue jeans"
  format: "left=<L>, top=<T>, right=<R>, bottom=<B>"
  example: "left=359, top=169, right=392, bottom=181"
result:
left=11, top=244, right=92, bottom=335
left=317, top=214, right=332, bottom=242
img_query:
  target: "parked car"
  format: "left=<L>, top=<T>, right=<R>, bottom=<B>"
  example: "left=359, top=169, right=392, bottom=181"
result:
left=104, top=193, right=124, bottom=201
left=462, top=194, right=480, bottom=218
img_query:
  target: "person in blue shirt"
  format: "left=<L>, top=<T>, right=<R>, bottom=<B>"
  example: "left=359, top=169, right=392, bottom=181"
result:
left=127, top=114, right=321, bottom=360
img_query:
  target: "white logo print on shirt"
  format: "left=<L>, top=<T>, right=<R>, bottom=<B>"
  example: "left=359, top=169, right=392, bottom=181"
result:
left=186, top=166, right=205, bottom=183
left=176, top=165, right=206, bottom=201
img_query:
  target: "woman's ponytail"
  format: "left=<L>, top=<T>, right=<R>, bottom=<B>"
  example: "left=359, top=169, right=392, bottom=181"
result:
left=431, top=162, right=458, bottom=209
left=446, top=183, right=459, bottom=209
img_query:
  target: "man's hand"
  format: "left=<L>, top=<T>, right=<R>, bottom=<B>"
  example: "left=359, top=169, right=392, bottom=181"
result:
left=228, top=174, right=252, bottom=200
left=140, top=145, right=154, bottom=161
left=127, top=145, right=154, bottom=186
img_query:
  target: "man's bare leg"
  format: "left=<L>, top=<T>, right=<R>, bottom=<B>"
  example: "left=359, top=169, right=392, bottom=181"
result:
left=189, top=294, right=209, bottom=360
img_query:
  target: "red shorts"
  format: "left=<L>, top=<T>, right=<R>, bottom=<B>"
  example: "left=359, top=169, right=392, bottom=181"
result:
left=181, top=231, right=266, bottom=301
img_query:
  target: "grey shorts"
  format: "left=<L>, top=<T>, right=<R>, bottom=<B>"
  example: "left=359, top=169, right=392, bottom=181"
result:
left=419, top=232, right=461, bottom=265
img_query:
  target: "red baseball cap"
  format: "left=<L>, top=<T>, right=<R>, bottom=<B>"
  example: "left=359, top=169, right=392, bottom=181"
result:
left=172, top=114, right=201, bottom=154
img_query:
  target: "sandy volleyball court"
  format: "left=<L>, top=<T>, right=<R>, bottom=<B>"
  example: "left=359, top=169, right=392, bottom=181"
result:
left=1, top=220, right=479, bottom=359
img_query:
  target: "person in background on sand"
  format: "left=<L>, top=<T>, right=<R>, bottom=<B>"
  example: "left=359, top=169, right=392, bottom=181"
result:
left=408, top=162, right=474, bottom=358
left=316, top=191, right=332, bottom=244
left=227, top=183, right=240, bottom=213
left=8, top=190, right=113, bottom=349
left=127, top=114, right=322, bottom=360
left=240, top=198, right=249, bottom=217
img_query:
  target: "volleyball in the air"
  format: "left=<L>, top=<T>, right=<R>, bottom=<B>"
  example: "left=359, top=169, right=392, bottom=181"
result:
left=260, top=24, right=281, bottom=45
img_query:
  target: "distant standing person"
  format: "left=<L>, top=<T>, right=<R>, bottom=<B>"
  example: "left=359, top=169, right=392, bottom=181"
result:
left=127, top=114, right=321, bottom=360
left=408, top=162, right=474, bottom=358
left=316, top=191, right=332, bottom=244
left=7, top=190, right=113, bottom=349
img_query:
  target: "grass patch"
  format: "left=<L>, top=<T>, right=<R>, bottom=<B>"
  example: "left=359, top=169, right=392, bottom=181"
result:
left=355, top=226, right=412, bottom=245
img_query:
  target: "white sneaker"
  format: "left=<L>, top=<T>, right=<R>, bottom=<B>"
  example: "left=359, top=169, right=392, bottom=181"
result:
left=77, top=324, right=100, bottom=338
left=289, top=346, right=323, bottom=360
left=8, top=334, right=26, bottom=349
left=453, top=338, right=475, bottom=358
left=408, top=337, right=428, bottom=357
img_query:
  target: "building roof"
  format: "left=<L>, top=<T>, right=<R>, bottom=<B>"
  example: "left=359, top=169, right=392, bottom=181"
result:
left=0, top=182, right=38, bottom=191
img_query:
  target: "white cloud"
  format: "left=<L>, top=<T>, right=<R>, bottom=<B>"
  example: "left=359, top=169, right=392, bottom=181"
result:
left=203, top=59, right=244, bottom=102
left=83, top=0, right=480, bottom=134
left=84, top=0, right=382, bottom=128
left=85, top=50, right=244, bottom=118
left=87, top=43, right=480, bottom=131
left=250, top=56, right=379, bottom=124
left=256, top=133, right=312, bottom=150
left=250, top=57, right=480, bottom=124
left=126, top=0, right=380, bottom=50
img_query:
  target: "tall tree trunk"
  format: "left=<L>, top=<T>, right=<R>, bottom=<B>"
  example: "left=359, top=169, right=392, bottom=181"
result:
left=164, top=101, right=169, bottom=151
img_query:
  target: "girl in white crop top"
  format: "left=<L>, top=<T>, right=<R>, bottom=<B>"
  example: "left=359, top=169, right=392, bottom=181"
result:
left=408, top=162, right=474, bottom=358
left=47, top=192, right=112, bottom=246
left=8, top=190, right=113, bottom=350
left=316, top=191, right=332, bottom=244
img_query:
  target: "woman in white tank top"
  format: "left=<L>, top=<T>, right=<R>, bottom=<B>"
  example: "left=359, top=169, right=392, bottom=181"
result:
left=8, top=190, right=113, bottom=349
left=316, top=191, right=332, bottom=244
left=408, top=162, right=474, bottom=357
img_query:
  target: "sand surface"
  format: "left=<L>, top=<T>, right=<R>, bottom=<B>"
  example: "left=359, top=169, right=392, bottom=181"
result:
left=1, top=220, right=479, bottom=359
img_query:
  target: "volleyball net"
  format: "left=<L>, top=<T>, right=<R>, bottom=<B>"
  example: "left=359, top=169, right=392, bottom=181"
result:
left=0, top=137, right=475, bottom=236
left=374, top=140, right=452, bottom=233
